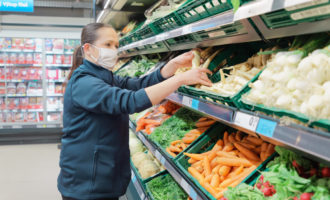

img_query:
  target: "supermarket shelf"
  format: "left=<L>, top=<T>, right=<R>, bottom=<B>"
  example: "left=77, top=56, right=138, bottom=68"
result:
left=0, top=79, right=42, bottom=83
left=130, top=166, right=148, bottom=200
left=45, top=51, right=73, bottom=55
left=47, top=108, right=63, bottom=112
left=118, top=0, right=313, bottom=53
left=46, top=64, right=72, bottom=67
left=0, top=49, right=42, bottom=53
left=47, top=94, right=63, bottom=97
left=6, top=94, right=43, bottom=97
left=129, top=121, right=209, bottom=200
left=166, top=92, right=330, bottom=165
left=0, top=122, right=62, bottom=130
left=0, top=64, right=43, bottom=67
left=1, top=109, right=43, bottom=112
left=47, top=79, right=65, bottom=83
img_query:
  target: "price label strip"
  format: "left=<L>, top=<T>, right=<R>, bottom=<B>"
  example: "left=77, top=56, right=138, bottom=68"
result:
left=182, top=96, right=199, bottom=110
left=256, top=118, right=277, bottom=138
left=155, top=150, right=162, bottom=161
left=180, top=178, right=190, bottom=192
left=234, top=111, right=259, bottom=132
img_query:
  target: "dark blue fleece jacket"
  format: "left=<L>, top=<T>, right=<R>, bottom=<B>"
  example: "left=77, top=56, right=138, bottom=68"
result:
left=58, top=59, right=165, bottom=199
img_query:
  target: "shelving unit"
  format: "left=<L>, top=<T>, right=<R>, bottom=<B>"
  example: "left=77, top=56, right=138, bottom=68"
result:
left=111, top=0, right=330, bottom=199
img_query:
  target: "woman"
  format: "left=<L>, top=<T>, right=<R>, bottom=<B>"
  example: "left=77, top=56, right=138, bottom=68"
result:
left=58, top=23, right=212, bottom=200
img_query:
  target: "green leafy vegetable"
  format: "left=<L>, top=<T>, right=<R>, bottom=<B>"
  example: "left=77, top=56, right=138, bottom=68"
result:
left=148, top=108, right=202, bottom=148
left=146, top=174, right=188, bottom=200
left=231, top=0, right=240, bottom=12
left=116, top=57, right=158, bottom=77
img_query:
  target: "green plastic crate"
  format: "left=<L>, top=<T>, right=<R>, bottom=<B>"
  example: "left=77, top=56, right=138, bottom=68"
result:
left=311, top=119, right=330, bottom=132
left=165, top=34, right=198, bottom=48
left=135, top=25, right=157, bottom=40
left=149, top=12, right=184, bottom=34
left=261, top=0, right=330, bottom=29
left=175, top=123, right=273, bottom=200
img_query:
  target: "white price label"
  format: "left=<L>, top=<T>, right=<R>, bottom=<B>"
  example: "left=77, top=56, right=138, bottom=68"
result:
left=182, top=26, right=192, bottom=35
left=156, top=35, right=165, bottom=41
left=182, top=96, right=199, bottom=109
left=234, top=111, right=259, bottom=132
left=180, top=178, right=190, bottom=192
left=155, top=150, right=162, bottom=161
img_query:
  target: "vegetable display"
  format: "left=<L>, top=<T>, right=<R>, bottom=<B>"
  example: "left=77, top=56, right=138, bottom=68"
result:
left=146, top=173, right=188, bottom=200
left=166, top=117, right=216, bottom=157
left=243, top=35, right=330, bottom=123
left=136, top=101, right=180, bottom=134
left=144, top=0, right=187, bottom=23
left=184, top=130, right=275, bottom=199
left=224, top=146, right=330, bottom=200
left=116, top=56, right=159, bottom=77
left=112, top=58, right=130, bottom=72
left=129, top=131, right=165, bottom=179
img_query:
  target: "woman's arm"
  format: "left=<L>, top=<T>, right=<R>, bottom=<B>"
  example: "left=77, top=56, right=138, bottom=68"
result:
left=145, top=68, right=212, bottom=105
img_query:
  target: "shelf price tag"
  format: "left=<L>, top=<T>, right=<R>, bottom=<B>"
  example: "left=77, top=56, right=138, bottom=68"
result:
left=182, top=96, right=199, bottom=110
left=155, top=150, right=162, bottom=161
left=234, top=111, right=259, bottom=132
left=256, top=118, right=277, bottom=138
left=180, top=178, right=190, bottom=193
left=160, top=156, right=166, bottom=165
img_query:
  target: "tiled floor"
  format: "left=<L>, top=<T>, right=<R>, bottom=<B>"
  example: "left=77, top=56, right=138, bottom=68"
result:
left=0, top=144, right=61, bottom=200
left=0, top=144, right=128, bottom=200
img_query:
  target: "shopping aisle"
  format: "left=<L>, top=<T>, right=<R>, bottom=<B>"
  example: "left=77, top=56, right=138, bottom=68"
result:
left=0, top=144, right=61, bottom=200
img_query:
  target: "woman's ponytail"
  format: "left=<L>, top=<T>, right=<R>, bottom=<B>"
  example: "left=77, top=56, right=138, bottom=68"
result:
left=67, top=46, right=83, bottom=81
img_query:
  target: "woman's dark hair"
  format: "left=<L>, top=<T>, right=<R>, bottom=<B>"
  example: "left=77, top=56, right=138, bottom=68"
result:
left=66, top=23, right=112, bottom=82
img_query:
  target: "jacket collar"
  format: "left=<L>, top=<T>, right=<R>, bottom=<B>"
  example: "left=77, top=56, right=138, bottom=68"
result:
left=82, top=59, right=112, bottom=83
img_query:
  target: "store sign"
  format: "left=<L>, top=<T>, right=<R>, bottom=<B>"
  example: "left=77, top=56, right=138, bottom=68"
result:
left=0, top=0, right=34, bottom=12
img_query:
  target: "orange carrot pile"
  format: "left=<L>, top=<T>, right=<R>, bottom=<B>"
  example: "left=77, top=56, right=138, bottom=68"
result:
left=166, top=117, right=216, bottom=157
left=136, top=101, right=180, bottom=134
left=184, top=131, right=275, bottom=199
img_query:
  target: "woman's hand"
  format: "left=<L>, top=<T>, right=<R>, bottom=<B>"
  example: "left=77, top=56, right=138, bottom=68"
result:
left=177, top=68, right=213, bottom=87
left=160, top=51, right=194, bottom=78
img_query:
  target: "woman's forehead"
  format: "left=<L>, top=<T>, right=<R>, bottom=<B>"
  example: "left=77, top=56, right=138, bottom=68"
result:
left=97, top=27, right=118, bottom=41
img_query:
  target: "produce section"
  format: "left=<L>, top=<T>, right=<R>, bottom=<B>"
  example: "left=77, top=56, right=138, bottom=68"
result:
left=105, top=0, right=330, bottom=199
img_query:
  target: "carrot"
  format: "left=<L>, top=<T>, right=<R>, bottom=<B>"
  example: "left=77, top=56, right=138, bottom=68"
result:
left=197, top=117, right=208, bottom=122
left=219, top=166, right=231, bottom=177
left=237, top=152, right=247, bottom=159
left=207, top=151, right=217, bottom=161
left=204, top=157, right=211, bottom=176
left=194, top=165, right=204, bottom=173
left=215, top=190, right=225, bottom=199
left=188, top=197, right=192, bottom=200
left=210, top=157, right=219, bottom=169
left=234, top=165, right=244, bottom=175
left=265, top=144, right=275, bottom=158
left=211, top=174, right=220, bottom=187
left=166, top=148, right=177, bottom=157
left=217, top=157, right=252, bottom=167
left=189, top=129, right=204, bottom=136
left=238, top=142, right=256, bottom=150
left=235, top=131, right=242, bottom=141
left=216, top=151, right=237, bottom=158
left=201, top=181, right=218, bottom=198
left=171, top=140, right=182, bottom=146
left=143, top=119, right=161, bottom=125
left=260, top=151, right=267, bottom=162
left=223, top=131, right=229, bottom=146
left=234, top=143, right=260, bottom=162
left=205, top=174, right=213, bottom=183
left=219, top=165, right=256, bottom=188
left=254, top=146, right=262, bottom=154
left=216, top=139, right=224, bottom=147
left=246, top=136, right=263, bottom=146
left=180, top=142, right=187, bottom=150
left=212, top=165, right=221, bottom=174
left=169, top=145, right=182, bottom=153
left=195, top=120, right=216, bottom=128
left=223, top=143, right=234, bottom=152
left=184, top=153, right=205, bottom=160
left=188, top=167, right=204, bottom=183
left=228, top=134, right=236, bottom=143
left=192, top=160, right=202, bottom=168
left=261, top=142, right=268, bottom=152
left=197, top=127, right=209, bottom=133
left=182, top=136, right=196, bottom=144
left=188, top=158, right=198, bottom=164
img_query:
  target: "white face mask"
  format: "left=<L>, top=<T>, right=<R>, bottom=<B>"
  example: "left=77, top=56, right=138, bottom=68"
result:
left=89, top=44, right=118, bottom=70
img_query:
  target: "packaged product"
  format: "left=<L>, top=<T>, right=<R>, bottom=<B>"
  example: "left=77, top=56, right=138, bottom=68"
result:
left=47, top=97, right=59, bottom=109
left=0, top=53, right=4, bottom=64
left=12, top=68, right=20, bottom=80
left=0, top=97, right=5, bottom=109
left=47, top=112, right=61, bottom=122
left=47, top=69, right=58, bottom=80
left=24, top=38, right=36, bottom=50
left=18, top=53, right=26, bottom=64
left=19, top=98, right=29, bottom=109
left=0, top=83, right=5, bottom=94
left=28, top=97, right=37, bottom=109
left=3, top=53, right=9, bottom=64
left=45, top=39, right=53, bottom=51
left=9, top=53, right=18, bottom=64
left=16, top=83, right=27, bottom=94
left=28, top=68, right=38, bottom=80
left=25, top=53, right=33, bottom=64
left=64, top=39, right=76, bottom=53
left=55, top=84, right=62, bottom=94
left=5, top=68, right=12, bottom=80
left=0, top=112, right=5, bottom=122
left=46, top=55, right=54, bottom=64
left=34, top=53, right=42, bottom=64
left=14, top=112, right=25, bottom=122
left=37, top=68, right=43, bottom=80
left=47, top=82, right=55, bottom=94
left=6, top=112, right=13, bottom=122
left=7, top=83, right=16, bottom=94
left=54, top=55, right=63, bottom=64
left=52, top=39, right=64, bottom=53
left=3, top=38, right=12, bottom=49
left=0, top=38, right=4, bottom=49
left=27, top=82, right=42, bottom=95
left=35, top=39, right=43, bottom=52
left=38, top=112, right=44, bottom=122
left=0, top=68, right=4, bottom=79
left=20, top=68, right=28, bottom=80
left=26, top=112, right=37, bottom=122
left=7, top=98, right=19, bottom=109
left=63, top=55, right=72, bottom=65
left=12, top=38, right=24, bottom=49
